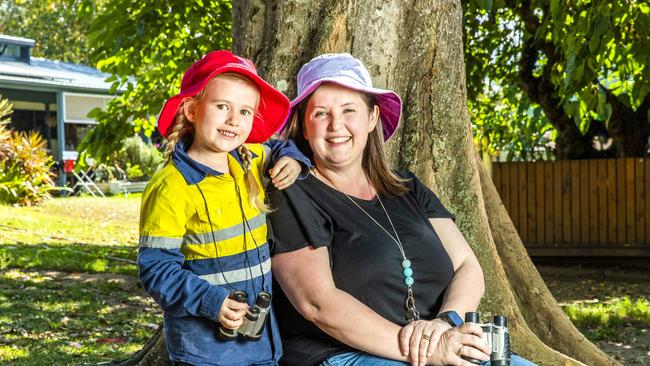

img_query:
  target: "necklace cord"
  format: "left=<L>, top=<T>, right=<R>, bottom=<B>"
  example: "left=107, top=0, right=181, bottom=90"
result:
left=343, top=186, right=421, bottom=322
left=313, top=167, right=420, bottom=321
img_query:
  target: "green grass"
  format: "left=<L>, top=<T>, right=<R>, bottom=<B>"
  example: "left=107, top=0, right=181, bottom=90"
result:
left=0, top=268, right=159, bottom=365
left=0, top=194, right=140, bottom=247
left=562, top=296, right=650, bottom=341
left=0, top=194, right=162, bottom=366
left=0, top=243, right=137, bottom=275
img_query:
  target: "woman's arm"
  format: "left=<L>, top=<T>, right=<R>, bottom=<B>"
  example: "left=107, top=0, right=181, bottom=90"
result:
left=431, top=218, right=485, bottom=316
left=399, top=218, right=488, bottom=366
left=272, top=245, right=409, bottom=362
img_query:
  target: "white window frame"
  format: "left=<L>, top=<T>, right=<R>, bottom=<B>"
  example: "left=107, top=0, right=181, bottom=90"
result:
left=62, top=92, right=115, bottom=125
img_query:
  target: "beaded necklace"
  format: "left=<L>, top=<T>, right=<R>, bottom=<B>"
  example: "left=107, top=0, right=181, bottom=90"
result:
left=343, top=191, right=421, bottom=322
left=312, top=168, right=421, bottom=322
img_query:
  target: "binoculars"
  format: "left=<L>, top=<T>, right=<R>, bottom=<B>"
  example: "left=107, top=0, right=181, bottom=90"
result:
left=218, top=290, right=272, bottom=342
left=463, top=312, right=510, bottom=366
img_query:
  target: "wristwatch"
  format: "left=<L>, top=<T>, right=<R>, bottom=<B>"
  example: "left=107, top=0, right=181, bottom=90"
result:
left=437, top=310, right=464, bottom=327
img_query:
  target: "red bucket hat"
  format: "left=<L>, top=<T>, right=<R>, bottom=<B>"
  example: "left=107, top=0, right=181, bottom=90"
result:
left=157, top=50, right=290, bottom=143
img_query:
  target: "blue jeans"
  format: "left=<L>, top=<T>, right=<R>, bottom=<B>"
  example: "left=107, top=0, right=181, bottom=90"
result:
left=320, top=351, right=537, bottom=366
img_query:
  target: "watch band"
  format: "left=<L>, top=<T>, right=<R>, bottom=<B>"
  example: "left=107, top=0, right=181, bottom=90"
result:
left=437, top=310, right=464, bottom=327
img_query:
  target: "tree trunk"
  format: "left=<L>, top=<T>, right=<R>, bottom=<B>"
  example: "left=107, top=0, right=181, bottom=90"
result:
left=118, top=1, right=621, bottom=364
left=232, top=1, right=619, bottom=365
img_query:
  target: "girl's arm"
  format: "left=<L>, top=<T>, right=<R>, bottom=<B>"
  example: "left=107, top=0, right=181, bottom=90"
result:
left=262, top=139, right=312, bottom=179
left=138, top=246, right=230, bottom=320
left=138, top=181, right=230, bottom=321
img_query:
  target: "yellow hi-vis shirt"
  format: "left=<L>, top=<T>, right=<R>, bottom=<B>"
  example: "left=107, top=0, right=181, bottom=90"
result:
left=137, top=142, right=283, bottom=364
left=139, top=143, right=270, bottom=291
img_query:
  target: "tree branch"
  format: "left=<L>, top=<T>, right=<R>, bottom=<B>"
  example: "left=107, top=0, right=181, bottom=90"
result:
left=514, top=1, right=601, bottom=159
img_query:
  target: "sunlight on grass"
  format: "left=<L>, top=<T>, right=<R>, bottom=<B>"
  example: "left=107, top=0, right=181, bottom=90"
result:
left=0, top=243, right=137, bottom=275
left=0, top=196, right=157, bottom=365
left=562, top=296, right=650, bottom=341
left=0, top=346, right=28, bottom=361
left=0, top=195, right=140, bottom=247
left=86, top=258, right=109, bottom=272
left=0, top=268, right=161, bottom=365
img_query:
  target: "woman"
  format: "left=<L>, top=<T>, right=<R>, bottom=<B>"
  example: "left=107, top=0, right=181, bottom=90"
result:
left=268, top=53, right=535, bottom=366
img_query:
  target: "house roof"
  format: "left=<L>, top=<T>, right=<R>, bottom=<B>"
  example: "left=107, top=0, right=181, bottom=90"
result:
left=0, top=34, right=35, bottom=47
left=0, top=57, right=119, bottom=94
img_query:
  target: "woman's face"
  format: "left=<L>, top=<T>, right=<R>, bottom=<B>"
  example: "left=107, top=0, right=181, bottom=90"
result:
left=303, top=83, right=379, bottom=171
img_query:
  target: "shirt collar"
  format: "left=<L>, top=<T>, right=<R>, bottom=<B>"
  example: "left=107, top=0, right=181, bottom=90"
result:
left=171, top=139, right=258, bottom=185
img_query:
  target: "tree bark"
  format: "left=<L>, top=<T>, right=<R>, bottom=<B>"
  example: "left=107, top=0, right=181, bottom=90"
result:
left=117, top=0, right=621, bottom=364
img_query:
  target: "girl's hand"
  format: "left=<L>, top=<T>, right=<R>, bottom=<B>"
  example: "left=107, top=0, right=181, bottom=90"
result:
left=426, top=323, right=490, bottom=366
left=217, top=297, right=249, bottom=329
left=399, top=318, right=451, bottom=366
left=269, top=157, right=301, bottom=190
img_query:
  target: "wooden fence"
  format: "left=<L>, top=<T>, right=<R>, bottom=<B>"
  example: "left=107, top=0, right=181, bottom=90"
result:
left=492, top=158, right=650, bottom=256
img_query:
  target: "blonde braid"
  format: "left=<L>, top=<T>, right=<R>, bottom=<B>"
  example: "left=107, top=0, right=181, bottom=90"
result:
left=163, top=99, right=194, bottom=163
left=238, top=143, right=270, bottom=213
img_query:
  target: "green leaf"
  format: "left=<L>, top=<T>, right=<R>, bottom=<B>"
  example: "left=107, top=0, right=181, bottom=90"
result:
left=604, top=103, right=613, bottom=121
left=550, top=0, right=560, bottom=19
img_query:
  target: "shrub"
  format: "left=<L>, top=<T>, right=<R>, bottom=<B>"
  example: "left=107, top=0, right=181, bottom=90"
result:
left=113, top=136, right=163, bottom=181
left=0, top=98, right=56, bottom=206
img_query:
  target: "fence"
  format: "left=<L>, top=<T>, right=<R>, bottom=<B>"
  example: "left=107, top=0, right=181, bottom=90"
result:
left=492, top=158, right=650, bottom=256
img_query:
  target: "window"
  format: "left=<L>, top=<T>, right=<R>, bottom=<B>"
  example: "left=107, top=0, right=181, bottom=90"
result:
left=63, top=93, right=114, bottom=124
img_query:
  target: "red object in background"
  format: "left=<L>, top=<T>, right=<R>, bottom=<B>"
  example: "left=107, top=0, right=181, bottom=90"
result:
left=63, top=160, right=75, bottom=173
left=96, top=337, right=126, bottom=344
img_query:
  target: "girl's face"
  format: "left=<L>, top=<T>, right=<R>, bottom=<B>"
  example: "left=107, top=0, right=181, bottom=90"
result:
left=303, top=83, right=379, bottom=171
left=185, top=75, right=259, bottom=156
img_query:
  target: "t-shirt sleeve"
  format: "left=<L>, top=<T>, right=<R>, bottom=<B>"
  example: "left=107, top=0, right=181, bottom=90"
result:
left=267, top=184, right=332, bottom=255
left=403, top=171, right=455, bottom=220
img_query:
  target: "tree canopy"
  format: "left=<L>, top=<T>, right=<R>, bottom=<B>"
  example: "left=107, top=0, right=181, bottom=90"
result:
left=0, top=0, right=102, bottom=65
left=465, top=0, right=650, bottom=160
left=77, top=0, right=232, bottom=163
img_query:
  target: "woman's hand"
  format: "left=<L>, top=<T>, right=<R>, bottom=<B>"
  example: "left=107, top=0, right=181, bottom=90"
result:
left=399, top=318, right=451, bottom=366
left=269, top=156, right=301, bottom=190
left=427, top=323, right=491, bottom=366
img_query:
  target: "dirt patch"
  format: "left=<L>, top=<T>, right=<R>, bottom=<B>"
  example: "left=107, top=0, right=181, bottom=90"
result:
left=537, top=264, right=650, bottom=366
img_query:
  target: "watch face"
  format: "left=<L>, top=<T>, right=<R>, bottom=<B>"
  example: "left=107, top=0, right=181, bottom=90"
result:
left=440, top=311, right=464, bottom=327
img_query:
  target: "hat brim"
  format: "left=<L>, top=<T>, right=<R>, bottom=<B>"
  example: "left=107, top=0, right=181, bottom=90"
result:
left=281, top=78, right=402, bottom=141
left=158, top=64, right=290, bottom=143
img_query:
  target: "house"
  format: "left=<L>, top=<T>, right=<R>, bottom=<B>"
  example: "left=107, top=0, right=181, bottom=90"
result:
left=0, top=34, right=120, bottom=185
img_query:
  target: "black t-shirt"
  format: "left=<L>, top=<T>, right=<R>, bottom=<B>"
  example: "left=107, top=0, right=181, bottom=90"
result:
left=268, top=171, right=455, bottom=366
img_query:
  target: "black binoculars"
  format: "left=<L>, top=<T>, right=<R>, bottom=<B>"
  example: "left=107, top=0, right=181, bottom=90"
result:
left=463, top=312, right=510, bottom=366
left=218, top=290, right=272, bottom=342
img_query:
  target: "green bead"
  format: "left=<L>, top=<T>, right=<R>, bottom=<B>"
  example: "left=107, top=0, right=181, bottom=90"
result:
left=404, top=276, right=414, bottom=286
left=403, top=268, right=413, bottom=277
left=401, top=259, right=411, bottom=269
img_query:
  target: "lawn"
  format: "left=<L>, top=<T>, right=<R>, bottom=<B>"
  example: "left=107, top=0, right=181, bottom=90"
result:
left=0, top=195, right=648, bottom=365
left=0, top=194, right=162, bottom=365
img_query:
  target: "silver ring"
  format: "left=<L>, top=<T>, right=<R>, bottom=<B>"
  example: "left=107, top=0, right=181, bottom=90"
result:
left=422, top=334, right=431, bottom=341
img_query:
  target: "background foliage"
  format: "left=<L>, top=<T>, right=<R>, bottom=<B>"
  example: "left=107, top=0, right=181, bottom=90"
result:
left=77, top=0, right=232, bottom=164
left=114, top=136, right=163, bottom=181
left=0, top=98, right=55, bottom=206
left=0, top=0, right=103, bottom=65
left=465, top=0, right=650, bottom=160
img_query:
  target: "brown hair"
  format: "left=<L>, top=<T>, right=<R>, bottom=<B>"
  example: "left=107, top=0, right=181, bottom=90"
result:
left=163, top=73, right=269, bottom=212
left=282, top=87, right=408, bottom=196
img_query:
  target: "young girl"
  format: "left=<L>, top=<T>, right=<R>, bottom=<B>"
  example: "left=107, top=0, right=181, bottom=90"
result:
left=138, top=50, right=310, bottom=366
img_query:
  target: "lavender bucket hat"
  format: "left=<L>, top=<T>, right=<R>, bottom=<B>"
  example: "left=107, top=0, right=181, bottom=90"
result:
left=282, top=53, right=402, bottom=141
